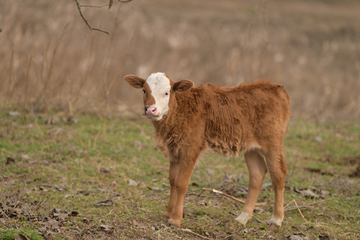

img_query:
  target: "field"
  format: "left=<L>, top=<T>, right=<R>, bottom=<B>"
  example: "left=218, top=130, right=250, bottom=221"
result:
left=1, top=0, right=360, bottom=239
left=1, top=111, right=359, bottom=239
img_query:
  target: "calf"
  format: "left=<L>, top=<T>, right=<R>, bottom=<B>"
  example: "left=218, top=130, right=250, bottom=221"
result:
left=124, top=72, right=290, bottom=227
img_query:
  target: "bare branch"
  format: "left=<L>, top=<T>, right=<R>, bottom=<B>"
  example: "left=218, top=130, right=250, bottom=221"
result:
left=202, top=188, right=267, bottom=206
left=283, top=199, right=309, bottom=224
left=180, top=229, right=211, bottom=240
left=74, top=0, right=132, bottom=35
left=92, top=27, right=111, bottom=35
left=79, top=4, right=108, bottom=8
left=74, top=0, right=110, bottom=35
left=284, top=199, right=326, bottom=212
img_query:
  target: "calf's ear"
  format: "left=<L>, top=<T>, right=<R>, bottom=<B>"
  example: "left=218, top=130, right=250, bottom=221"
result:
left=124, top=75, right=146, bottom=89
left=173, top=80, right=194, bottom=92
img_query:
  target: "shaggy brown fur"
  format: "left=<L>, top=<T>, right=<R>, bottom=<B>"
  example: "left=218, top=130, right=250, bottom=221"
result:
left=125, top=74, right=290, bottom=228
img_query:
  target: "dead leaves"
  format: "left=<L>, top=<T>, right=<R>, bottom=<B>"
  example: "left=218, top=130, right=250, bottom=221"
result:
left=16, top=233, right=30, bottom=240
left=349, top=165, right=360, bottom=178
left=128, top=178, right=158, bottom=189
left=6, top=207, right=23, bottom=217
left=99, top=166, right=111, bottom=174
left=20, top=154, right=31, bottom=160
left=93, top=199, right=114, bottom=207
left=128, top=179, right=141, bottom=187
left=131, top=220, right=150, bottom=229
left=5, top=157, right=15, bottom=165
left=312, top=136, right=323, bottom=142
left=0, top=193, right=81, bottom=237
left=294, top=188, right=320, bottom=199
left=49, top=208, right=78, bottom=221
left=304, top=167, right=334, bottom=176
left=288, top=235, right=310, bottom=240
left=8, top=111, right=20, bottom=116
left=44, top=115, right=78, bottom=125
left=63, top=115, right=78, bottom=124
left=294, top=187, right=329, bottom=199
left=100, top=224, right=114, bottom=233
left=2, top=192, right=21, bottom=208
left=36, top=208, right=81, bottom=236
left=0, top=193, right=36, bottom=220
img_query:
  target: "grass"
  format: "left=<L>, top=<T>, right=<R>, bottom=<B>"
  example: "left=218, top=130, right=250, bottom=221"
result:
left=0, top=227, right=44, bottom=240
left=1, top=109, right=360, bottom=239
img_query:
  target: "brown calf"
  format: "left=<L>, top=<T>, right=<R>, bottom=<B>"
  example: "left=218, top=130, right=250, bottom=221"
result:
left=124, top=72, right=291, bottom=227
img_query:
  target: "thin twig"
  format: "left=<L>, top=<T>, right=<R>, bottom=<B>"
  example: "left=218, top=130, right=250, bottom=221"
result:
left=74, top=0, right=110, bottom=35
left=186, top=193, right=221, bottom=199
left=104, top=209, right=114, bottom=218
left=79, top=4, right=108, bottom=8
left=284, top=199, right=326, bottom=212
left=91, top=27, right=111, bottom=35
left=0, top=208, right=9, bottom=219
left=196, top=189, right=205, bottom=198
left=293, top=199, right=309, bottom=223
left=180, top=228, right=211, bottom=240
left=202, top=188, right=267, bottom=206
left=284, top=199, right=309, bottom=224
left=34, top=199, right=46, bottom=211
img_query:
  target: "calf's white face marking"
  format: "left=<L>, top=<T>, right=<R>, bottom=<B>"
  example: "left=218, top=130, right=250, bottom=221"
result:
left=145, top=72, right=171, bottom=121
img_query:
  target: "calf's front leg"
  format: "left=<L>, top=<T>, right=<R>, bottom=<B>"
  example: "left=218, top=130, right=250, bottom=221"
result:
left=164, top=161, right=180, bottom=218
left=167, top=155, right=198, bottom=227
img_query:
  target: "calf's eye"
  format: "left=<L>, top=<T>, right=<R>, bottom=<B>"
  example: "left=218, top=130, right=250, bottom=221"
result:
left=165, top=92, right=169, bottom=96
left=143, top=89, right=146, bottom=94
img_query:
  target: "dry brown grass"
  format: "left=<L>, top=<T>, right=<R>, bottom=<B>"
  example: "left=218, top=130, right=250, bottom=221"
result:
left=1, top=0, right=360, bottom=120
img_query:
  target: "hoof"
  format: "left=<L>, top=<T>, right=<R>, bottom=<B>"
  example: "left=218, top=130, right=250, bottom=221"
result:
left=266, top=215, right=283, bottom=227
left=168, top=218, right=181, bottom=227
left=235, top=212, right=251, bottom=225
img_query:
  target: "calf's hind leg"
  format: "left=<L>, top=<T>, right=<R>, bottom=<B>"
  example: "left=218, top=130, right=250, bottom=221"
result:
left=236, top=150, right=267, bottom=225
left=264, top=149, right=287, bottom=226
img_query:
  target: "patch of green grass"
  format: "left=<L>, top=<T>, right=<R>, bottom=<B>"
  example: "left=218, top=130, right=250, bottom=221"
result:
left=0, top=227, right=44, bottom=240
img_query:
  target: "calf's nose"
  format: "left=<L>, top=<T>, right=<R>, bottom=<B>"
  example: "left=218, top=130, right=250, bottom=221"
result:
left=145, top=106, right=157, bottom=116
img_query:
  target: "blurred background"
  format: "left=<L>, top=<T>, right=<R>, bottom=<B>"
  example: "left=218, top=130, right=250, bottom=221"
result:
left=0, top=0, right=360, bottom=120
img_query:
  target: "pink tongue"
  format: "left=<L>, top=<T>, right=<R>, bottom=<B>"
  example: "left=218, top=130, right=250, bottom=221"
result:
left=146, top=107, right=157, bottom=116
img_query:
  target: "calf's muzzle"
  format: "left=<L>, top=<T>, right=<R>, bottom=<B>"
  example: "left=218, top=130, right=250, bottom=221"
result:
left=145, top=106, right=157, bottom=117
